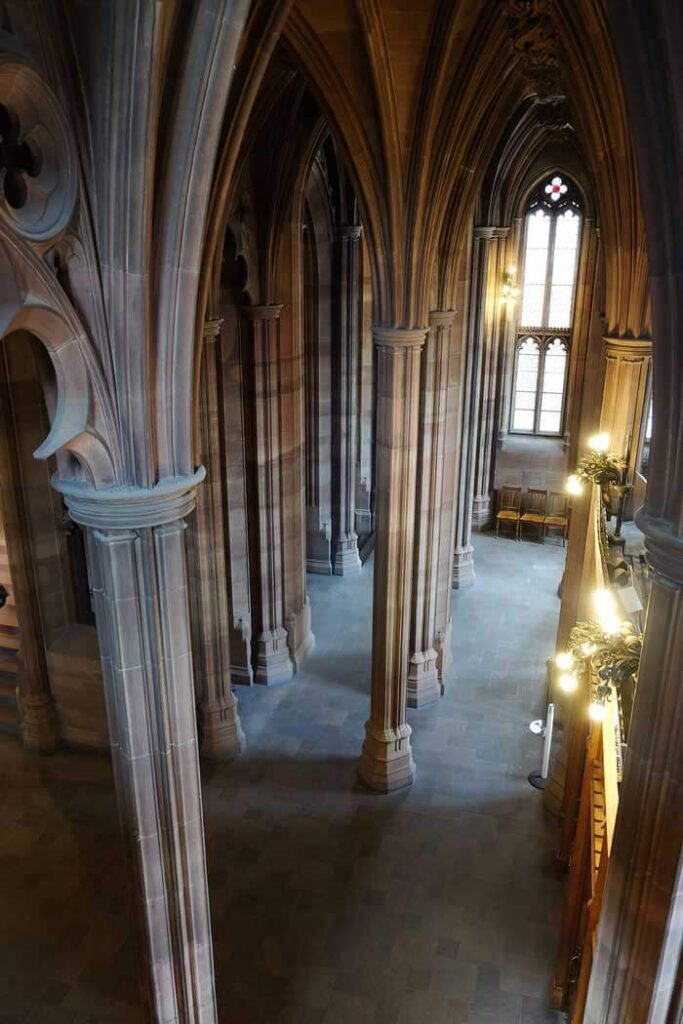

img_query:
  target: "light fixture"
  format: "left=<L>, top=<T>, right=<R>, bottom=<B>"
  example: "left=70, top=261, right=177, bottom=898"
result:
left=558, top=672, right=578, bottom=694
left=501, top=268, right=520, bottom=306
left=593, top=586, right=624, bottom=635
left=588, top=432, right=610, bottom=453
left=555, top=650, right=573, bottom=670
left=589, top=701, right=606, bottom=722
left=566, top=474, right=584, bottom=496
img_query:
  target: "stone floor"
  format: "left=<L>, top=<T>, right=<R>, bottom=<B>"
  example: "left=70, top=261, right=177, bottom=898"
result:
left=0, top=533, right=568, bottom=1024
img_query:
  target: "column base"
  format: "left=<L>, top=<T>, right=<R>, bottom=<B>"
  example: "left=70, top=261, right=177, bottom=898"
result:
left=332, top=534, right=362, bottom=575
left=200, top=694, right=245, bottom=761
left=407, top=648, right=441, bottom=707
left=354, top=508, right=373, bottom=541
left=435, top=626, right=452, bottom=689
left=19, top=693, right=60, bottom=752
left=286, top=597, right=315, bottom=670
left=452, top=544, right=475, bottom=589
left=306, top=558, right=332, bottom=575
left=358, top=722, right=415, bottom=792
left=230, top=664, right=254, bottom=687
left=471, top=494, right=492, bottom=532
left=254, top=628, right=294, bottom=685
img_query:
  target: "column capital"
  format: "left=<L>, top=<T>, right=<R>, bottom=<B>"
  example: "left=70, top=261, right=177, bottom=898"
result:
left=242, top=304, right=283, bottom=321
left=373, top=326, right=428, bottom=350
left=428, top=309, right=456, bottom=328
left=52, top=468, right=206, bottom=530
left=474, top=225, right=509, bottom=240
left=603, top=336, right=653, bottom=359
left=339, top=224, right=362, bottom=240
left=634, top=509, right=683, bottom=587
left=203, top=317, right=223, bottom=341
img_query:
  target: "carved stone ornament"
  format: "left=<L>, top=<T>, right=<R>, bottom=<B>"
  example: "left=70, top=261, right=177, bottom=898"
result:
left=505, top=0, right=565, bottom=104
left=0, top=61, right=77, bottom=242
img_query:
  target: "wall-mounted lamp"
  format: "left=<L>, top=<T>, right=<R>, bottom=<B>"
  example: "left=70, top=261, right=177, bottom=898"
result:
left=565, top=473, right=584, bottom=496
left=587, top=432, right=610, bottom=453
left=500, top=266, right=520, bottom=306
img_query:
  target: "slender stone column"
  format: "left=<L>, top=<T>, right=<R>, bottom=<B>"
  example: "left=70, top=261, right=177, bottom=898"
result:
left=359, top=327, right=427, bottom=792
left=600, top=337, right=652, bottom=468
left=56, top=474, right=217, bottom=1024
left=0, top=365, right=60, bottom=751
left=244, top=305, right=294, bottom=685
left=331, top=225, right=363, bottom=575
left=471, top=228, right=508, bottom=531
left=354, top=238, right=375, bottom=554
left=453, top=229, right=492, bottom=588
left=407, top=311, right=456, bottom=707
left=434, top=309, right=465, bottom=684
left=187, top=318, right=245, bottom=760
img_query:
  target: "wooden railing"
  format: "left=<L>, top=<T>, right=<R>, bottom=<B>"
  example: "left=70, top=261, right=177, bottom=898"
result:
left=551, top=484, right=621, bottom=1020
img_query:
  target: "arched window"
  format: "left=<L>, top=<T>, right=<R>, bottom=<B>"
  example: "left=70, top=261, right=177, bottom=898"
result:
left=511, top=174, right=581, bottom=435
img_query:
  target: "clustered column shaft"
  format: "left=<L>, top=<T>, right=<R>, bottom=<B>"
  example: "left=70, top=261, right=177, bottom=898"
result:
left=359, top=327, right=427, bottom=792
left=244, top=305, right=294, bottom=684
left=331, top=225, right=363, bottom=575
left=407, top=310, right=456, bottom=707
left=61, top=478, right=217, bottom=1024
left=187, top=317, right=245, bottom=759
left=453, top=229, right=493, bottom=588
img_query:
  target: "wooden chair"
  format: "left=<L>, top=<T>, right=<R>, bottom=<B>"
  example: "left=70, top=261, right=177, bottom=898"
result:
left=495, top=485, right=522, bottom=540
left=520, top=488, right=548, bottom=542
left=544, top=491, right=569, bottom=546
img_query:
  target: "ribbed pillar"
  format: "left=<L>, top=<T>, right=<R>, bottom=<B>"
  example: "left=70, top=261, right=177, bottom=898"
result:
left=0, top=370, right=59, bottom=751
left=244, top=305, right=294, bottom=684
left=600, top=337, right=652, bottom=467
left=471, top=228, right=508, bottom=531
left=359, top=327, right=426, bottom=792
left=57, top=474, right=217, bottom=1024
left=453, top=229, right=492, bottom=588
left=585, top=521, right=683, bottom=1022
left=331, top=225, right=363, bottom=575
left=407, top=310, right=456, bottom=707
left=434, top=309, right=465, bottom=685
left=188, top=318, right=245, bottom=760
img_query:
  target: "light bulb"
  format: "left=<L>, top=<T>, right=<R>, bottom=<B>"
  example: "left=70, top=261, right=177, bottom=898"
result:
left=566, top=474, right=584, bottom=496
left=589, top=701, right=606, bottom=722
left=588, top=432, right=610, bottom=453
left=581, top=642, right=597, bottom=656
left=558, top=672, right=578, bottom=694
left=555, top=651, right=573, bottom=670
left=593, top=587, right=624, bottom=634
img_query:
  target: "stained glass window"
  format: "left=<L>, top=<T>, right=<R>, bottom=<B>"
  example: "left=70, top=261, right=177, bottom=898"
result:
left=511, top=174, right=581, bottom=435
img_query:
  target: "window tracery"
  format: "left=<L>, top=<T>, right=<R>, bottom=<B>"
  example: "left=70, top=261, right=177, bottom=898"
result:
left=511, top=173, right=581, bottom=435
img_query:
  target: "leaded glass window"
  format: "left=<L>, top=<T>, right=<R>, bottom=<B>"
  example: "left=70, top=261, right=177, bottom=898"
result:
left=511, top=174, right=581, bottom=435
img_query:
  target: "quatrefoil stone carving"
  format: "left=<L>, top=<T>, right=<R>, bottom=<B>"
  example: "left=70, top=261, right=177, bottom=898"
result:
left=0, top=62, right=77, bottom=242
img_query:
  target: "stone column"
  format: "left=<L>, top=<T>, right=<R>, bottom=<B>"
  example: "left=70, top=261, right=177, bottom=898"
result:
left=407, top=310, right=456, bottom=707
left=244, top=305, right=294, bottom=684
left=0, top=369, right=59, bottom=752
left=434, top=309, right=465, bottom=684
left=359, top=327, right=426, bottom=792
left=331, top=225, right=363, bottom=575
left=217, top=305, right=254, bottom=685
left=471, top=228, right=508, bottom=531
left=187, top=318, right=245, bottom=760
left=57, top=474, right=217, bottom=1024
left=354, top=236, right=375, bottom=553
left=453, top=228, right=492, bottom=588
left=600, top=337, right=652, bottom=468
